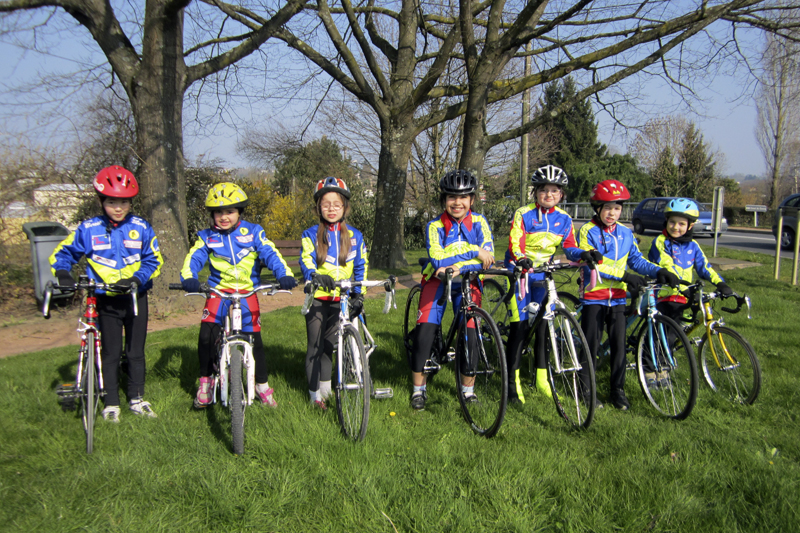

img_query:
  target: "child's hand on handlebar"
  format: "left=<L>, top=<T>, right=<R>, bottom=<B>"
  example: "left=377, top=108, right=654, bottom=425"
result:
left=435, top=266, right=458, bottom=279
left=716, top=281, right=733, bottom=297
left=580, top=250, right=603, bottom=264
left=182, top=278, right=201, bottom=293
left=278, top=276, right=297, bottom=290
left=516, top=258, right=534, bottom=271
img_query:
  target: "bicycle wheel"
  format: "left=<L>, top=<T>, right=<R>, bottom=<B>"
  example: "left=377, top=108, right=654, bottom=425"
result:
left=556, top=291, right=580, bottom=313
left=403, top=284, right=421, bottom=365
left=636, top=314, right=698, bottom=420
left=81, top=333, right=100, bottom=454
left=455, top=307, right=508, bottom=437
left=483, top=278, right=510, bottom=339
left=699, top=326, right=761, bottom=405
left=229, top=347, right=245, bottom=455
left=336, top=325, right=370, bottom=441
left=546, top=308, right=596, bottom=430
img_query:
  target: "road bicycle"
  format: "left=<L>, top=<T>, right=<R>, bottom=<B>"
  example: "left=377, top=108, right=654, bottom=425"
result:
left=589, top=280, right=699, bottom=420
left=680, top=281, right=760, bottom=405
left=169, top=281, right=290, bottom=455
left=302, top=276, right=397, bottom=441
left=42, top=276, right=138, bottom=454
left=403, top=267, right=510, bottom=437
left=507, top=261, right=597, bottom=429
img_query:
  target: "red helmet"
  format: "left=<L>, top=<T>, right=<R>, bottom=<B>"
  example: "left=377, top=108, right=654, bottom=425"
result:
left=93, top=166, right=139, bottom=198
left=590, top=180, right=630, bottom=204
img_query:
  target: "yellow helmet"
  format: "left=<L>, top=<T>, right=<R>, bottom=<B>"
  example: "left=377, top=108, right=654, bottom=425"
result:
left=205, top=182, right=249, bottom=210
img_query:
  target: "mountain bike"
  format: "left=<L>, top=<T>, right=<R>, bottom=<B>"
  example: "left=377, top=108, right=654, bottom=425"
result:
left=403, top=267, right=510, bottom=437
left=680, top=282, right=760, bottom=405
left=302, top=276, right=397, bottom=441
left=42, top=276, right=139, bottom=454
left=169, top=281, right=291, bottom=455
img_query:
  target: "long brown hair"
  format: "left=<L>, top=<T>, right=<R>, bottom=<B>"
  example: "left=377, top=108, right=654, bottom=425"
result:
left=315, top=193, right=351, bottom=267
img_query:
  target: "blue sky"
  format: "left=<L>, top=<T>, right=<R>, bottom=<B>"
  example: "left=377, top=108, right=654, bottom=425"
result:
left=0, top=31, right=767, bottom=178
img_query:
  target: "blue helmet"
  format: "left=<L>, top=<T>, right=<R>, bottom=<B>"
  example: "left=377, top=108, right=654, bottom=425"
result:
left=665, top=198, right=700, bottom=223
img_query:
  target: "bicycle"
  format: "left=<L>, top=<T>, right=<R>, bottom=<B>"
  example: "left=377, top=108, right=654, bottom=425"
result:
left=42, top=276, right=139, bottom=454
left=169, top=281, right=290, bottom=455
left=592, top=280, right=699, bottom=420
left=503, top=261, right=597, bottom=429
left=680, top=282, right=761, bottom=405
left=301, top=276, right=397, bottom=441
left=403, top=267, right=510, bottom=437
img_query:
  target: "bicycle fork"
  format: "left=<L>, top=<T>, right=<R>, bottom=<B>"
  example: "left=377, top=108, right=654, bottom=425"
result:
left=216, top=339, right=256, bottom=407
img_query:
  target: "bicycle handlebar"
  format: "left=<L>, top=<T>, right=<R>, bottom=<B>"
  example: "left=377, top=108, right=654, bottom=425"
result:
left=301, top=276, right=397, bottom=315
left=42, top=278, right=139, bottom=319
left=168, top=282, right=288, bottom=300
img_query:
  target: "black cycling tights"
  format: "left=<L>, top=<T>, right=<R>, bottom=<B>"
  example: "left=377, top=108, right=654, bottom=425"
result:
left=197, top=322, right=268, bottom=383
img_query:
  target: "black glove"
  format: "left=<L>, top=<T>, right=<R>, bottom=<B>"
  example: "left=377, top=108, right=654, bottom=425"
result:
left=278, top=276, right=298, bottom=290
left=517, top=258, right=534, bottom=270
left=349, top=293, right=364, bottom=321
left=312, top=273, right=335, bottom=291
left=304, top=282, right=314, bottom=294
left=115, top=277, right=139, bottom=288
left=182, top=278, right=201, bottom=293
left=56, top=270, right=75, bottom=289
left=716, top=281, right=733, bottom=297
left=622, top=272, right=646, bottom=296
left=580, top=250, right=603, bottom=264
left=656, top=268, right=681, bottom=288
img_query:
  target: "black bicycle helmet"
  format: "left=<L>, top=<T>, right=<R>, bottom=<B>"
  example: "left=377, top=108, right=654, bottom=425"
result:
left=531, top=165, right=569, bottom=187
left=439, top=170, right=477, bottom=195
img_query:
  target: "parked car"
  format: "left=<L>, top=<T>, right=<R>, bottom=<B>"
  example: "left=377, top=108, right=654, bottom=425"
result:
left=631, top=197, right=728, bottom=236
left=772, top=193, right=800, bottom=250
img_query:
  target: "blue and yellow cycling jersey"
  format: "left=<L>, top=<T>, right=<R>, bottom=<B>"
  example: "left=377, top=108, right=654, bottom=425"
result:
left=181, top=220, right=292, bottom=291
left=577, top=218, right=661, bottom=306
left=300, top=222, right=368, bottom=300
left=50, top=214, right=163, bottom=294
left=422, top=211, right=493, bottom=280
left=504, top=204, right=582, bottom=267
left=648, top=231, right=723, bottom=303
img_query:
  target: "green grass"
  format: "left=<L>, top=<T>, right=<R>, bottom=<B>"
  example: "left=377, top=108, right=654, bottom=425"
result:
left=1, top=244, right=799, bottom=532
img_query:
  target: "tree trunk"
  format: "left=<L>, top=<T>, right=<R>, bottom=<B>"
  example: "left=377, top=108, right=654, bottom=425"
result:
left=370, top=123, right=415, bottom=268
left=129, top=3, right=189, bottom=297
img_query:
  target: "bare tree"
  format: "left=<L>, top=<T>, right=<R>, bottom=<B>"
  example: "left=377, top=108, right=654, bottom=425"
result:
left=0, top=0, right=307, bottom=289
left=756, top=26, right=800, bottom=208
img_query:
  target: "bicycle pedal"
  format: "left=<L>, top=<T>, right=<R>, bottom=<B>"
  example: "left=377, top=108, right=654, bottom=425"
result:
left=372, top=387, right=393, bottom=399
left=423, top=360, right=441, bottom=373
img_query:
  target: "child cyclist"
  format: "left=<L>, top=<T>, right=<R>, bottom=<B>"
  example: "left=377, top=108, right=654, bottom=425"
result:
left=300, top=177, right=369, bottom=409
left=50, top=166, right=163, bottom=421
left=408, top=170, right=495, bottom=410
left=181, top=182, right=297, bottom=409
left=647, top=198, right=733, bottom=384
left=504, top=165, right=599, bottom=405
left=577, top=180, right=680, bottom=410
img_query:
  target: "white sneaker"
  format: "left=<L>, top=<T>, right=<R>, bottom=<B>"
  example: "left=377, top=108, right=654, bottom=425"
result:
left=102, top=405, right=121, bottom=423
left=129, top=400, right=157, bottom=418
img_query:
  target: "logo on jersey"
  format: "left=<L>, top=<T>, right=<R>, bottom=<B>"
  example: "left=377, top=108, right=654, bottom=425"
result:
left=92, top=235, right=111, bottom=250
left=236, top=234, right=254, bottom=244
left=240, top=227, right=249, bottom=235
left=202, top=309, right=210, bottom=320
left=207, top=235, right=223, bottom=248
left=92, top=254, right=117, bottom=268
left=128, top=230, right=139, bottom=240
left=124, top=240, right=142, bottom=249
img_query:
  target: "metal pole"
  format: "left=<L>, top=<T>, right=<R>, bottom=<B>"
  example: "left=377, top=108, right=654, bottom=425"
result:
left=774, top=210, right=783, bottom=280
left=712, top=186, right=724, bottom=257
left=519, top=43, right=531, bottom=208
left=793, top=212, right=800, bottom=285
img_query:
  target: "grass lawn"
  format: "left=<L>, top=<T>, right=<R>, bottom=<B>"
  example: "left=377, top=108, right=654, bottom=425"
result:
left=1, top=244, right=799, bottom=532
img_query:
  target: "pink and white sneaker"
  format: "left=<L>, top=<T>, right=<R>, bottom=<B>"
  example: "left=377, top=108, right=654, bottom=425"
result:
left=257, top=387, right=278, bottom=408
left=194, top=376, right=215, bottom=409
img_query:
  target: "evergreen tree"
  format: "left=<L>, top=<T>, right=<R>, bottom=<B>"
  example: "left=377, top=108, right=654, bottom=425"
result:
left=652, top=148, right=680, bottom=196
left=539, top=77, right=607, bottom=200
left=273, top=137, right=357, bottom=197
left=678, top=124, right=716, bottom=201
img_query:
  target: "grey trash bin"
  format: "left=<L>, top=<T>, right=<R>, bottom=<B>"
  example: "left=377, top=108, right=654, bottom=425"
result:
left=22, top=221, right=72, bottom=304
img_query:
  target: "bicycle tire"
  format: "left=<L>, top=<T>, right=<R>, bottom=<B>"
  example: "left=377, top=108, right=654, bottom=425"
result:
left=81, top=333, right=98, bottom=454
left=229, top=347, right=245, bottom=455
left=455, top=307, right=508, bottom=437
left=699, top=326, right=761, bottom=405
left=483, top=278, right=510, bottom=339
left=336, top=325, right=370, bottom=441
left=546, top=308, right=596, bottom=430
left=403, top=284, right=422, bottom=365
left=556, top=291, right=580, bottom=313
left=636, top=314, right=698, bottom=420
